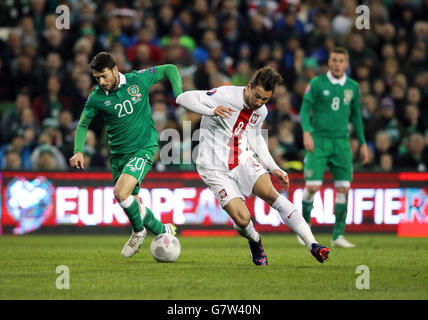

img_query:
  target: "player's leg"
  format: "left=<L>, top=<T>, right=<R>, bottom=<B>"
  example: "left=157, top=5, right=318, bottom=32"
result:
left=253, top=174, right=313, bottom=248
left=223, top=197, right=267, bottom=266
left=134, top=194, right=176, bottom=236
left=114, top=173, right=145, bottom=233
left=297, top=183, right=321, bottom=246
left=302, top=136, right=328, bottom=224
left=115, top=148, right=174, bottom=258
left=113, top=173, right=147, bottom=257
left=224, top=197, right=260, bottom=243
left=197, top=165, right=266, bottom=265
left=331, top=184, right=354, bottom=247
left=122, top=148, right=175, bottom=236
left=252, top=174, right=329, bottom=263
left=198, top=166, right=258, bottom=241
left=302, top=183, right=321, bottom=224
left=330, top=138, right=354, bottom=248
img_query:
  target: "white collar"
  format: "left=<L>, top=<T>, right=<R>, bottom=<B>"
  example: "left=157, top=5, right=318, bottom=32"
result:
left=103, top=72, right=126, bottom=95
left=327, top=71, right=347, bottom=86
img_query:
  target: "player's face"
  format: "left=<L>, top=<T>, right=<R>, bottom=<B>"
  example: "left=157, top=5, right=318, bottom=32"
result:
left=245, top=84, right=272, bottom=110
left=92, top=67, right=119, bottom=91
left=328, top=53, right=349, bottom=78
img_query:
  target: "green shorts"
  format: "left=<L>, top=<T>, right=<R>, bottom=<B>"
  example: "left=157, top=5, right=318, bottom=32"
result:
left=303, top=136, right=353, bottom=185
left=110, top=146, right=156, bottom=195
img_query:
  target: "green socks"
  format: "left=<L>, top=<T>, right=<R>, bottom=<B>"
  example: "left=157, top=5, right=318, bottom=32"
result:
left=302, top=201, right=313, bottom=225
left=302, top=189, right=349, bottom=240
left=119, top=196, right=165, bottom=234
left=332, top=202, right=347, bottom=240
left=141, top=206, right=166, bottom=235
left=120, top=197, right=145, bottom=232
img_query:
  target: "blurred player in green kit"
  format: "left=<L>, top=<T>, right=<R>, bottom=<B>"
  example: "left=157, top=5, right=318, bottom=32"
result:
left=70, top=52, right=182, bottom=257
left=299, top=47, right=370, bottom=248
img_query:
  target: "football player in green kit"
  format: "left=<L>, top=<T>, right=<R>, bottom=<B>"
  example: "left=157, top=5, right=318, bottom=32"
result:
left=70, top=52, right=183, bottom=258
left=299, top=47, right=370, bottom=248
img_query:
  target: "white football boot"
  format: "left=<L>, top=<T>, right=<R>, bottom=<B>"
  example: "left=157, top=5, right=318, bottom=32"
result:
left=331, top=235, right=355, bottom=248
left=121, top=228, right=147, bottom=258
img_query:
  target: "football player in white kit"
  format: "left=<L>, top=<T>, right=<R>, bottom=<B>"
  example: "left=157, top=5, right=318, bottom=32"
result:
left=176, top=67, right=329, bottom=265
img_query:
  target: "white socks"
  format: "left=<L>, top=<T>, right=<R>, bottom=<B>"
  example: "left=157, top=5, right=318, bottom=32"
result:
left=119, top=195, right=134, bottom=209
left=336, top=192, right=347, bottom=204
left=302, top=188, right=315, bottom=202
left=272, top=195, right=317, bottom=250
left=233, top=220, right=260, bottom=243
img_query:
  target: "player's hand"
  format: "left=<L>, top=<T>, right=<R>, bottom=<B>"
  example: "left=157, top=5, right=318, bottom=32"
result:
left=213, top=105, right=234, bottom=119
left=70, top=152, right=85, bottom=170
left=303, top=132, right=314, bottom=153
left=360, top=144, right=371, bottom=165
left=272, top=169, right=289, bottom=190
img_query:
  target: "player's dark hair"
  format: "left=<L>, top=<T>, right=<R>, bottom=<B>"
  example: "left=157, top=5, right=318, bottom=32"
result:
left=330, top=47, right=349, bottom=59
left=89, top=52, right=116, bottom=72
left=250, top=66, right=283, bottom=92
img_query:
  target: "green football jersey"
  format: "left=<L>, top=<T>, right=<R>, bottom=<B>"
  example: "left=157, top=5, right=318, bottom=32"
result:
left=300, top=72, right=366, bottom=144
left=78, top=67, right=163, bottom=155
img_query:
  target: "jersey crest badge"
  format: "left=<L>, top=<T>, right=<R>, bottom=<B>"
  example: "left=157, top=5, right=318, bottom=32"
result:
left=344, top=89, right=353, bottom=104
left=219, top=189, right=228, bottom=199
left=250, top=113, right=260, bottom=125
left=128, top=85, right=142, bottom=102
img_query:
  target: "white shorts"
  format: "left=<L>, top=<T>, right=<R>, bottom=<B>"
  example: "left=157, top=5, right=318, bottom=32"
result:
left=197, top=156, right=267, bottom=207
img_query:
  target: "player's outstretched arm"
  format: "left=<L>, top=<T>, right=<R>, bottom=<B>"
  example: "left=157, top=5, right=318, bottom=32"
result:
left=176, top=90, right=234, bottom=118
left=176, top=91, right=215, bottom=116
left=350, top=86, right=370, bottom=164
left=155, top=64, right=183, bottom=98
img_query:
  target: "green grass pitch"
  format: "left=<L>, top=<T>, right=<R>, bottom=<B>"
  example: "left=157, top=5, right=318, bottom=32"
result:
left=0, top=233, right=427, bottom=300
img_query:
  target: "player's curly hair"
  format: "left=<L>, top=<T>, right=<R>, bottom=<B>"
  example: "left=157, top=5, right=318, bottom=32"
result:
left=89, top=51, right=116, bottom=72
left=250, top=66, right=283, bottom=93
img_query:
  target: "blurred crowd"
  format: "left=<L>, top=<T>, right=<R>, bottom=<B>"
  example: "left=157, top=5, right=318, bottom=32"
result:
left=0, top=0, right=427, bottom=173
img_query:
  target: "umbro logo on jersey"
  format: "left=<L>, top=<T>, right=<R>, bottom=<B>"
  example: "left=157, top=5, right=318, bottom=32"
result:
left=104, top=100, right=112, bottom=106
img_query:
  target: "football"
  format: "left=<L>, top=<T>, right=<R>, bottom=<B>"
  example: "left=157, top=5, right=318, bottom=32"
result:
left=150, top=233, right=181, bottom=262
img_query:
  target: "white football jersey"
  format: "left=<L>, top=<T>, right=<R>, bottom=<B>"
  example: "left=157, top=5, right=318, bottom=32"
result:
left=192, top=85, right=268, bottom=171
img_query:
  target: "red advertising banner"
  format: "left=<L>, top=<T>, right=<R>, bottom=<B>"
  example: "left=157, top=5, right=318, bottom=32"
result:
left=1, top=171, right=427, bottom=235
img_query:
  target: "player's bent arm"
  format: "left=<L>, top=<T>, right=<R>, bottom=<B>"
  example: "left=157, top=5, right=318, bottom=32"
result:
left=73, top=112, right=93, bottom=154
left=350, top=87, right=367, bottom=145
left=300, top=81, right=316, bottom=133
left=248, top=131, right=282, bottom=173
left=155, top=64, right=183, bottom=98
left=300, top=99, right=313, bottom=134
left=176, top=91, right=215, bottom=116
